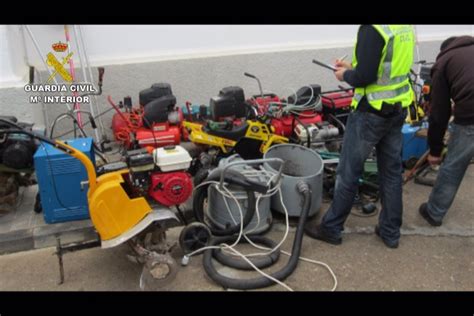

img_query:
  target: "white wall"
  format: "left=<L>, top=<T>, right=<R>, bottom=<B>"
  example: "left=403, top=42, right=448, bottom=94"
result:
left=1, top=25, right=473, bottom=88
left=0, top=25, right=29, bottom=87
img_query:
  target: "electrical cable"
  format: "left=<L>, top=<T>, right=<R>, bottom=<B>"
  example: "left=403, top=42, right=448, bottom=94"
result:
left=50, top=112, right=108, bottom=164
left=202, top=181, right=311, bottom=290
left=54, top=107, right=115, bottom=139
left=209, top=170, right=338, bottom=292
left=186, top=165, right=337, bottom=291
left=192, top=170, right=257, bottom=236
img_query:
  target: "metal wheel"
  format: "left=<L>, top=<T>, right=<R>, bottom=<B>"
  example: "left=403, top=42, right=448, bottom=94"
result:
left=140, top=253, right=178, bottom=290
left=179, top=222, right=212, bottom=254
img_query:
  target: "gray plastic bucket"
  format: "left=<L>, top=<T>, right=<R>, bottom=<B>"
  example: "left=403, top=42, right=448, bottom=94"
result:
left=263, top=144, right=323, bottom=217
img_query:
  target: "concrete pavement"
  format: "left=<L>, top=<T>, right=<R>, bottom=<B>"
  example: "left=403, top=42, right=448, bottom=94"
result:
left=0, top=165, right=472, bottom=291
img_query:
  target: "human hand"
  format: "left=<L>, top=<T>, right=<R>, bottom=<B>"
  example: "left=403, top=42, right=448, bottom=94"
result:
left=334, top=67, right=346, bottom=81
left=427, top=154, right=442, bottom=166
left=335, top=59, right=352, bottom=70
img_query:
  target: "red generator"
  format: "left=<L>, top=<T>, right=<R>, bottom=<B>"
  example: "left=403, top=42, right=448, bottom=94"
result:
left=321, top=88, right=354, bottom=129
left=271, top=112, right=323, bottom=138
left=262, top=85, right=324, bottom=137
left=250, top=93, right=281, bottom=116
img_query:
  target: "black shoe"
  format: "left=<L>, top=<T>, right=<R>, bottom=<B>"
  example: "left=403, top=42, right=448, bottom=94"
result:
left=304, top=224, right=342, bottom=245
left=375, top=225, right=399, bottom=249
left=419, top=203, right=442, bottom=227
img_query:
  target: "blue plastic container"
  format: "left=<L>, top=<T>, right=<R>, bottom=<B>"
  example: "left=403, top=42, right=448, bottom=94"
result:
left=402, top=123, right=429, bottom=163
left=34, top=138, right=95, bottom=223
left=181, top=104, right=209, bottom=118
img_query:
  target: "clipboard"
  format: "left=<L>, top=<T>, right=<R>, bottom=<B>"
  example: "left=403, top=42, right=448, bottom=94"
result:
left=312, top=59, right=338, bottom=72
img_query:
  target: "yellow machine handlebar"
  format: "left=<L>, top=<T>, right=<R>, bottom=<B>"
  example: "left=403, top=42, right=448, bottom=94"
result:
left=55, top=140, right=97, bottom=192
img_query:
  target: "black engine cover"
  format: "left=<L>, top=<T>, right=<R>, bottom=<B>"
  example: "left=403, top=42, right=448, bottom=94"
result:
left=1, top=116, right=37, bottom=170
left=139, top=83, right=173, bottom=106
left=219, top=86, right=247, bottom=118
left=210, top=86, right=248, bottom=121
left=2, top=142, right=35, bottom=169
left=143, top=94, right=177, bottom=127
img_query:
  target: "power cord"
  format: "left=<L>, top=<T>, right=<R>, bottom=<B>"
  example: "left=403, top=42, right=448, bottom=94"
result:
left=184, top=166, right=338, bottom=291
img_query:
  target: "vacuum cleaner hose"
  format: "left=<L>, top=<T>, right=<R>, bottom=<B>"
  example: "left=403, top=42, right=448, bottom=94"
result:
left=202, top=181, right=311, bottom=290
left=212, top=235, right=280, bottom=270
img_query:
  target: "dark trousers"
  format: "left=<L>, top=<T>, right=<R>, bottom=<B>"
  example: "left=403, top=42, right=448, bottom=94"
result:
left=321, top=108, right=407, bottom=244
left=427, top=123, right=474, bottom=221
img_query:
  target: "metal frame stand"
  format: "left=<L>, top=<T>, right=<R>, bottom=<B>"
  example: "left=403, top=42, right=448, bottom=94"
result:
left=54, top=235, right=101, bottom=285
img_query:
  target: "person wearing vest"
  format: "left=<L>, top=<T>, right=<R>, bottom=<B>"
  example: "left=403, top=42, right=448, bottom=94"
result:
left=305, top=25, right=415, bottom=249
left=418, top=36, right=474, bottom=227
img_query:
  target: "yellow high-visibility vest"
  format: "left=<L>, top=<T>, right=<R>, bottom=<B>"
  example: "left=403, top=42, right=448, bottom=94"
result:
left=351, top=25, right=415, bottom=110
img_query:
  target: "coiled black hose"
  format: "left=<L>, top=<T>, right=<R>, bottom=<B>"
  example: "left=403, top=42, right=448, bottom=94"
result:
left=202, top=181, right=311, bottom=290
left=212, top=235, right=280, bottom=270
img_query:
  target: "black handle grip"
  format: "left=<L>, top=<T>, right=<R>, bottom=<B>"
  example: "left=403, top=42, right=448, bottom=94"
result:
left=224, top=173, right=269, bottom=194
left=89, top=115, right=97, bottom=129
left=244, top=72, right=256, bottom=79
left=98, top=67, right=105, bottom=84
left=29, top=66, right=35, bottom=84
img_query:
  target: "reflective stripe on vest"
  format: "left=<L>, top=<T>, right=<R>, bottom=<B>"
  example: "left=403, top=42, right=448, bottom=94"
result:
left=377, top=74, right=408, bottom=86
left=378, top=25, right=394, bottom=85
left=351, top=25, right=415, bottom=110
left=376, top=25, right=409, bottom=86
left=366, top=84, right=411, bottom=102
left=352, top=83, right=410, bottom=104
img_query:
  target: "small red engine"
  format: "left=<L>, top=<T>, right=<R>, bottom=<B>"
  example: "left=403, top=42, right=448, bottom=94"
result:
left=126, top=145, right=193, bottom=207
left=321, top=88, right=354, bottom=128
left=250, top=93, right=323, bottom=137
left=148, top=171, right=193, bottom=207
left=271, top=112, right=323, bottom=137
left=249, top=94, right=281, bottom=116
left=321, top=89, right=353, bottom=115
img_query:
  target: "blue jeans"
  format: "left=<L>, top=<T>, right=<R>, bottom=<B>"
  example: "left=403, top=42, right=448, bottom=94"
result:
left=427, top=123, right=474, bottom=222
left=321, top=109, right=406, bottom=244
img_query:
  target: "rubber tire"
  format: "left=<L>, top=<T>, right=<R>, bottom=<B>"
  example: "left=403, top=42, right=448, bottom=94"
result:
left=179, top=222, right=212, bottom=254
left=34, top=192, right=42, bottom=213
left=193, top=167, right=211, bottom=186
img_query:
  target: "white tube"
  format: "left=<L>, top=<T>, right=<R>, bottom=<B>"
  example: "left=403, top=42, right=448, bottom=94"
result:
left=78, top=25, right=106, bottom=138
left=72, top=25, right=101, bottom=143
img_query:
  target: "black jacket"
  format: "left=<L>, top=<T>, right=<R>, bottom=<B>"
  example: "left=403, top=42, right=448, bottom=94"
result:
left=343, top=25, right=385, bottom=111
left=428, top=36, right=474, bottom=157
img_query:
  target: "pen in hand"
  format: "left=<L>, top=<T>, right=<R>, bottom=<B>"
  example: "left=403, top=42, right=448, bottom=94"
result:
left=335, top=54, right=350, bottom=71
